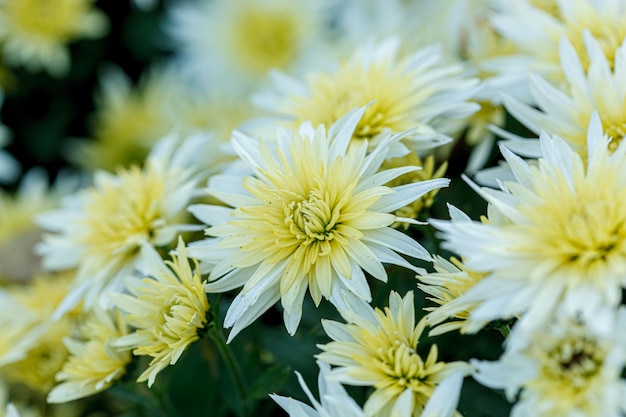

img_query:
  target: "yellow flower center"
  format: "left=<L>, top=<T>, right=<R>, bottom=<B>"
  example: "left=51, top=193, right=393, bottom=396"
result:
left=376, top=340, right=432, bottom=393
left=606, top=122, right=626, bottom=152
left=3, top=0, right=93, bottom=42
left=286, top=189, right=340, bottom=243
left=350, top=310, right=444, bottom=407
left=542, top=337, right=602, bottom=389
left=528, top=329, right=606, bottom=412
left=291, top=60, right=420, bottom=143
left=78, top=165, right=165, bottom=258
left=231, top=7, right=300, bottom=73
left=513, top=163, right=626, bottom=282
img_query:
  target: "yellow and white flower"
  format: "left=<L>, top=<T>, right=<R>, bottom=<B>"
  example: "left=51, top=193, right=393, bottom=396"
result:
left=256, top=38, right=479, bottom=156
left=473, top=308, right=626, bottom=417
left=166, top=0, right=331, bottom=97
left=488, top=0, right=626, bottom=98
left=503, top=33, right=626, bottom=157
left=431, top=113, right=626, bottom=335
left=188, top=107, right=449, bottom=339
left=0, top=0, right=108, bottom=76
left=317, top=290, right=468, bottom=417
left=111, top=237, right=209, bottom=387
left=47, top=307, right=130, bottom=403
left=272, top=360, right=465, bottom=417
left=36, top=133, right=218, bottom=315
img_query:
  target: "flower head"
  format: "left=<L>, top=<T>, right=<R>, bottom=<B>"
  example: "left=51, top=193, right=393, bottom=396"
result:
left=473, top=308, right=626, bottom=417
left=37, top=133, right=216, bottom=314
left=317, top=290, right=468, bottom=417
left=431, top=113, right=626, bottom=335
left=48, top=307, right=130, bottom=403
left=257, top=39, right=479, bottom=155
left=166, top=0, right=330, bottom=96
left=188, top=107, right=449, bottom=339
left=503, top=33, right=626, bottom=156
left=111, top=237, right=209, bottom=387
left=488, top=0, right=626, bottom=93
left=0, top=0, right=108, bottom=75
left=272, top=361, right=466, bottom=417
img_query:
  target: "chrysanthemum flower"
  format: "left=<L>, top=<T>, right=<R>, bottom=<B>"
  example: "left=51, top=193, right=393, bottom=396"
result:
left=488, top=0, right=626, bottom=91
left=317, top=291, right=468, bottom=417
left=473, top=308, right=626, bottom=417
left=431, top=113, right=626, bottom=336
left=37, top=133, right=217, bottom=314
left=0, top=0, right=108, bottom=76
left=111, top=237, right=209, bottom=387
left=48, top=307, right=130, bottom=403
left=256, top=38, right=479, bottom=155
left=188, top=107, right=449, bottom=339
left=166, top=0, right=330, bottom=96
left=272, top=361, right=465, bottom=417
left=503, top=33, right=626, bottom=157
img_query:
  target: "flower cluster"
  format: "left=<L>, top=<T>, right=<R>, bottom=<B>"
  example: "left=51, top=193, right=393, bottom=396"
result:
left=1, top=1, right=625, bottom=417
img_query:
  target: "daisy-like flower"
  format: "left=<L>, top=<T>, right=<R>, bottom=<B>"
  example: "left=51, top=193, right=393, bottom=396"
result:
left=272, top=361, right=465, bottom=417
left=488, top=0, right=626, bottom=94
left=166, top=0, right=331, bottom=96
left=47, top=307, right=130, bottom=403
left=256, top=38, right=479, bottom=155
left=317, top=290, right=468, bottom=417
left=111, top=237, right=209, bottom=387
left=0, top=0, right=108, bottom=76
left=37, top=132, right=218, bottom=314
left=431, top=113, right=626, bottom=336
left=473, top=308, right=626, bottom=417
left=188, top=107, right=449, bottom=339
left=502, top=33, right=626, bottom=157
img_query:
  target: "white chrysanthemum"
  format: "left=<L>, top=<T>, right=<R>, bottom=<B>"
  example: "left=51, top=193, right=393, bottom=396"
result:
left=47, top=307, right=130, bottom=403
left=272, top=361, right=465, bottom=417
left=431, top=113, right=626, bottom=335
left=487, top=0, right=626, bottom=97
left=502, top=33, right=626, bottom=157
left=0, top=0, right=108, bottom=76
left=317, top=291, right=468, bottom=417
left=36, top=133, right=218, bottom=315
left=473, top=308, right=626, bottom=417
left=188, top=107, right=449, bottom=339
left=111, top=237, right=209, bottom=387
left=256, top=38, right=479, bottom=156
left=166, top=0, right=331, bottom=96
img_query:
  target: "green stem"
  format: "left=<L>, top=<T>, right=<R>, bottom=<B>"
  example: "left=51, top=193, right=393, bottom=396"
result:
left=498, top=324, right=511, bottom=339
left=208, top=325, right=248, bottom=417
